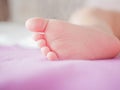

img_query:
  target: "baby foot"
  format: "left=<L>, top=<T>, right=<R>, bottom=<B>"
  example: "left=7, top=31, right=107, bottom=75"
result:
left=26, top=18, right=120, bottom=60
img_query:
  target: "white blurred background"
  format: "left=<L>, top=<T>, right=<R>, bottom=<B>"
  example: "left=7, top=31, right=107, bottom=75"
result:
left=9, top=0, right=85, bottom=22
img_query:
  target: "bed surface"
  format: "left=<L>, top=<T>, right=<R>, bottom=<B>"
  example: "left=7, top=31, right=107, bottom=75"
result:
left=0, top=45, right=120, bottom=90
left=0, top=23, right=120, bottom=90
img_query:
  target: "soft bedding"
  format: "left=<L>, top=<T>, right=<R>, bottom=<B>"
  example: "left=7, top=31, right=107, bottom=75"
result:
left=0, top=45, right=120, bottom=90
left=0, top=22, right=120, bottom=90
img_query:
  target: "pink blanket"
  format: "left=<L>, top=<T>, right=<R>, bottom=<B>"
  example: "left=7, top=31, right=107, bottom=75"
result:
left=0, top=46, right=120, bottom=90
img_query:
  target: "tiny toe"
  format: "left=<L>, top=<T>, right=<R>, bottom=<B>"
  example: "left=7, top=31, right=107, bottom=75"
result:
left=37, top=39, right=46, bottom=48
left=47, top=52, right=58, bottom=60
left=26, top=17, right=48, bottom=32
left=33, top=33, right=44, bottom=41
left=41, top=46, right=50, bottom=56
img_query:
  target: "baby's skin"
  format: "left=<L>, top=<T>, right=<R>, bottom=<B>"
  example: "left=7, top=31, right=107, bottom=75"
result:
left=26, top=8, right=120, bottom=60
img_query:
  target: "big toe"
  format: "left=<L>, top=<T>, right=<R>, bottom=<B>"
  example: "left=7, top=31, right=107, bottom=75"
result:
left=25, top=17, right=48, bottom=32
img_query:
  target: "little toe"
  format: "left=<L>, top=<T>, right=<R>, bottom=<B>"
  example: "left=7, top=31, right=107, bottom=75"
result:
left=26, top=17, right=48, bottom=32
left=47, top=52, right=58, bottom=60
left=37, top=39, right=46, bottom=48
left=33, top=33, right=44, bottom=41
left=41, top=46, right=50, bottom=56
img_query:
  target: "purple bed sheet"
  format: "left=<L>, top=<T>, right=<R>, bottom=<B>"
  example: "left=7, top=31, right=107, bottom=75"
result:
left=0, top=45, right=120, bottom=90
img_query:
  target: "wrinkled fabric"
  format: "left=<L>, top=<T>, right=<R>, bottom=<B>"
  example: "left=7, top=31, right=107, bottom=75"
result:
left=0, top=45, right=120, bottom=90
